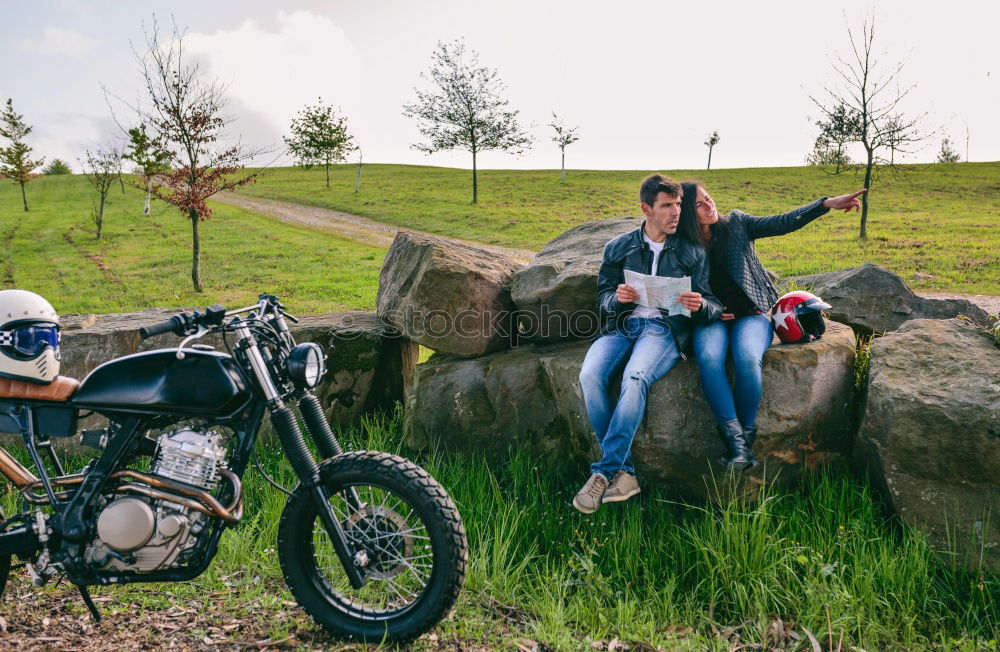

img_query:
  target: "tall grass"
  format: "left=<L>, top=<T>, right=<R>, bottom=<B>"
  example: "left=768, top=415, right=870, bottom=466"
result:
left=1, top=412, right=995, bottom=649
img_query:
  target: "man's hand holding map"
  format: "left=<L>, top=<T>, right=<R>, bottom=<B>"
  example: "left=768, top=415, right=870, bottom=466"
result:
left=622, top=270, right=693, bottom=317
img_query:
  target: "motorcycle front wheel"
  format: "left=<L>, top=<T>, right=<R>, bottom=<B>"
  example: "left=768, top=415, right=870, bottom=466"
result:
left=277, top=450, right=467, bottom=642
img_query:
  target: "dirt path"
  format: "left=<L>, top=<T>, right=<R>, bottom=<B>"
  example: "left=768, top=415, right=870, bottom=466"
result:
left=212, top=192, right=998, bottom=314
left=212, top=192, right=536, bottom=263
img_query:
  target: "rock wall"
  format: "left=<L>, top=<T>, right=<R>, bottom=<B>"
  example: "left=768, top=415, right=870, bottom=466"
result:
left=407, top=321, right=856, bottom=500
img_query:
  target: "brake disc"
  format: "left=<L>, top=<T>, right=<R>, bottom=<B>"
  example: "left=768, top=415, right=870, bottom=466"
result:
left=345, top=505, right=415, bottom=580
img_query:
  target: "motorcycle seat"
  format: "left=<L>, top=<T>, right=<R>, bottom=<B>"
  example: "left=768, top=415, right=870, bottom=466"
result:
left=0, top=376, right=80, bottom=402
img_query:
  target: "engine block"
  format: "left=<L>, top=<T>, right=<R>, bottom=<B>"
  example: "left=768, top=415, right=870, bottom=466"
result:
left=86, top=426, right=229, bottom=573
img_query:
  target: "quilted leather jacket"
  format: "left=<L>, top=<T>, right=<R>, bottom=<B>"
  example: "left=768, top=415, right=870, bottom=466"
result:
left=715, top=198, right=829, bottom=313
left=596, top=224, right=723, bottom=352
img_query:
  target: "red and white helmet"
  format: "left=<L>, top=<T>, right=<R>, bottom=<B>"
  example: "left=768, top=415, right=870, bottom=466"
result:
left=771, top=290, right=831, bottom=344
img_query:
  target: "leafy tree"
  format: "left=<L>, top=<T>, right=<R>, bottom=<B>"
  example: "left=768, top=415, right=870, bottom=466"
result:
left=123, top=123, right=171, bottom=216
left=122, top=19, right=267, bottom=292
left=80, top=144, right=122, bottom=240
left=549, top=112, right=579, bottom=184
left=403, top=39, right=531, bottom=203
left=284, top=99, right=355, bottom=189
left=936, top=137, right=961, bottom=163
left=704, top=130, right=720, bottom=170
left=0, top=99, right=45, bottom=211
left=42, top=159, right=72, bottom=175
left=811, top=102, right=860, bottom=172
left=810, top=15, right=924, bottom=239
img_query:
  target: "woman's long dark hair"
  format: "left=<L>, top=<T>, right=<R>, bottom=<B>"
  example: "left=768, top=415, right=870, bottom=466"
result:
left=678, top=181, right=729, bottom=254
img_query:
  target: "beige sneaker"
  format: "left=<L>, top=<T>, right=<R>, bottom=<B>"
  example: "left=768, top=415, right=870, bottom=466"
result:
left=572, top=473, right=609, bottom=514
left=602, top=470, right=641, bottom=503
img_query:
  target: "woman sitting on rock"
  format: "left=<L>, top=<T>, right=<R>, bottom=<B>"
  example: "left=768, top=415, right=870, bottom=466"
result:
left=676, top=182, right=866, bottom=470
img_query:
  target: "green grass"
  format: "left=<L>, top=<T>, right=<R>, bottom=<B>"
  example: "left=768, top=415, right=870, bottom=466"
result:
left=3, top=413, right=995, bottom=650
left=0, top=174, right=383, bottom=314
left=239, top=161, right=1000, bottom=294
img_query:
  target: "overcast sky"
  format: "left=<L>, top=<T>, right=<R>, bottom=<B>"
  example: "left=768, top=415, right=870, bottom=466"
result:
left=2, top=0, right=997, bottom=171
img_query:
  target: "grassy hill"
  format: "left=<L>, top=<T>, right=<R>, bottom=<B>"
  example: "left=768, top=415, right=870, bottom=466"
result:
left=2, top=162, right=995, bottom=316
left=0, top=175, right=383, bottom=314
left=238, top=161, right=1000, bottom=295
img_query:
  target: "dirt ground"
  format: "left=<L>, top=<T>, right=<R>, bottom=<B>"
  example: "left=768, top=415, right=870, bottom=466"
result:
left=0, top=572, right=489, bottom=651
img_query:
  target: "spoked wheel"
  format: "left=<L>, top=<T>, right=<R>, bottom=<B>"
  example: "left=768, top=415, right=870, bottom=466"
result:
left=277, top=451, right=467, bottom=642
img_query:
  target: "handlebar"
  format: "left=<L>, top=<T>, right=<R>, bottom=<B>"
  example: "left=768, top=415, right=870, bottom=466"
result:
left=138, top=304, right=228, bottom=340
left=138, top=315, right=187, bottom=340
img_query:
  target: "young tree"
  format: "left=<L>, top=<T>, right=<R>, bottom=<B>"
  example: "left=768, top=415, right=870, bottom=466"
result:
left=284, top=99, right=355, bottom=189
left=704, top=130, right=720, bottom=170
left=122, top=123, right=170, bottom=216
left=42, top=159, right=73, bottom=175
left=936, top=137, right=961, bottom=163
left=403, top=39, right=531, bottom=203
left=810, top=16, right=924, bottom=239
left=0, top=99, right=45, bottom=211
left=548, top=112, right=579, bottom=184
left=80, top=144, right=122, bottom=240
left=812, top=102, right=860, bottom=172
left=124, top=20, right=267, bottom=292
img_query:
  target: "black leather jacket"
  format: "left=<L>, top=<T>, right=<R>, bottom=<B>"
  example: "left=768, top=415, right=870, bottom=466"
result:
left=596, top=224, right=723, bottom=352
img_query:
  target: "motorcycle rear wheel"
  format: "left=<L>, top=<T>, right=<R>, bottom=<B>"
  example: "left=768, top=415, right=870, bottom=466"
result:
left=277, top=450, right=467, bottom=642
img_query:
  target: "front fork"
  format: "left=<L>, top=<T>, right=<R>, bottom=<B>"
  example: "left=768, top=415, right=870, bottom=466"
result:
left=235, top=320, right=365, bottom=589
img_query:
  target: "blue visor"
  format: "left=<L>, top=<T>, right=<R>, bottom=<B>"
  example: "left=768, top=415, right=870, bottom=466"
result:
left=8, top=325, right=60, bottom=357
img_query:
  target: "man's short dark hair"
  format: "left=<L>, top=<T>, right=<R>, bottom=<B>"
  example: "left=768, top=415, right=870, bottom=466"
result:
left=639, top=173, right=682, bottom=207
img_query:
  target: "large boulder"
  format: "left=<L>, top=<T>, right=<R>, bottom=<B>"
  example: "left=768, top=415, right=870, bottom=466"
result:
left=1, top=311, right=416, bottom=453
left=791, top=263, right=989, bottom=334
left=855, top=319, right=999, bottom=570
left=377, top=232, right=525, bottom=357
left=510, top=218, right=640, bottom=342
left=406, top=321, right=856, bottom=500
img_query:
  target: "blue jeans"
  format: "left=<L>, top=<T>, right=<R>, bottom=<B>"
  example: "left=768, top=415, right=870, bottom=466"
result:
left=692, top=314, right=773, bottom=428
left=579, top=317, right=681, bottom=478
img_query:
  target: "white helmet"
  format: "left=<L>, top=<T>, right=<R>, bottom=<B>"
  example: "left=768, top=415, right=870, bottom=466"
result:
left=0, top=290, right=61, bottom=384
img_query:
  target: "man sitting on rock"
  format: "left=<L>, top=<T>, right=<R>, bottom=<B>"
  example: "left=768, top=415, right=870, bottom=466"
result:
left=573, top=174, right=722, bottom=513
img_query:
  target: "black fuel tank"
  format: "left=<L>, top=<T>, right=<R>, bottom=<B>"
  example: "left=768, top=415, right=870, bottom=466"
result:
left=73, top=349, right=252, bottom=418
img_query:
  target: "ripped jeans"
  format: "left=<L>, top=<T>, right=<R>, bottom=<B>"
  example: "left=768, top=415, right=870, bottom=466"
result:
left=579, top=317, right=681, bottom=478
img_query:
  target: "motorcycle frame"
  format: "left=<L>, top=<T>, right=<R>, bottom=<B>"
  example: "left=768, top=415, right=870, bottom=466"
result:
left=0, top=297, right=366, bottom=590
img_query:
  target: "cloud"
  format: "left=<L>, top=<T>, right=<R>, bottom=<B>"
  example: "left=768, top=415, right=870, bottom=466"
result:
left=16, top=27, right=98, bottom=57
left=183, top=11, right=363, bottom=148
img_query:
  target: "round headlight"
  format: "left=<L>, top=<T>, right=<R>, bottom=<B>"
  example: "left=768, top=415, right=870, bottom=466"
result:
left=287, top=343, right=326, bottom=388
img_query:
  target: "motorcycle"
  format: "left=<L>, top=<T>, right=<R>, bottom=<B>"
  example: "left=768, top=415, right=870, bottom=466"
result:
left=0, top=294, right=467, bottom=642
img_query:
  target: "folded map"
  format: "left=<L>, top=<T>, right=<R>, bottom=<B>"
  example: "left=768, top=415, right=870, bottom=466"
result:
left=623, top=270, right=692, bottom=317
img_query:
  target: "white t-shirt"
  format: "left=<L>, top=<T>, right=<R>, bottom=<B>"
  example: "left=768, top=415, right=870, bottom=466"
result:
left=631, top=234, right=664, bottom=319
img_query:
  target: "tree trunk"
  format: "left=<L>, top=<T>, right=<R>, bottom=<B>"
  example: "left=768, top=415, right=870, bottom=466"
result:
left=20, top=182, right=27, bottom=212
left=706, top=146, right=713, bottom=170
left=560, top=148, right=566, bottom=184
left=325, top=159, right=330, bottom=189
left=835, top=145, right=843, bottom=174
left=143, top=177, right=152, bottom=217
left=96, top=193, right=106, bottom=240
left=860, top=151, right=874, bottom=240
left=189, top=209, right=202, bottom=292
left=472, top=149, right=478, bottom=204
left=354, top=153, right=362, bottom=193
